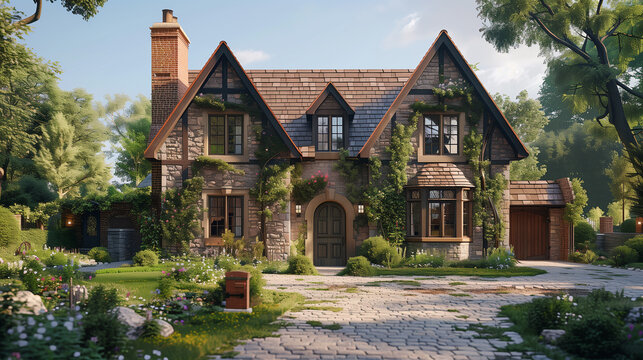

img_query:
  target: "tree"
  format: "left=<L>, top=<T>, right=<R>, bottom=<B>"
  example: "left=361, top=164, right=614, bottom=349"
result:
left=494, top=90, right=549, bottom=180
left=99, top=95, right=152, bottom=186
left=565, top=178, right=588, bottom=227
left=607, top=200, right=629, bottom=225
left=477, top=0, right=642, bottom=152
left=604, top=151, right=635, bottom=222
left=13, top=0, right=108, bottom=26
left=587, top=206, right=603, bottom=230
left=34, top=113, right=109, bottom=198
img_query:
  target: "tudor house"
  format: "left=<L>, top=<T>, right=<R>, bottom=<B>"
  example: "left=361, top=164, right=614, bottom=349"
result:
left=144, top=10, right=574, bottom=264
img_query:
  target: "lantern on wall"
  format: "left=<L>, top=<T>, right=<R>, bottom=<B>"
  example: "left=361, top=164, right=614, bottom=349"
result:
left=357, top=204, right=365, bottom=214
left=295, top=204, right=302, bottom=216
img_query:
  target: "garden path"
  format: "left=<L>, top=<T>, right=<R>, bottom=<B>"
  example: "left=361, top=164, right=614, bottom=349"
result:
left=215, top=261, right=642, bottom=360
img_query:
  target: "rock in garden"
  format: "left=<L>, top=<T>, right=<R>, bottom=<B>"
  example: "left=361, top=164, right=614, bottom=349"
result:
left=625, top=307, right=643, bottom=323
left=13, top=291, right=47, bottom=315
left=541, top=329, right=565, bottom=344
left=154, top=319, right=174, bottom=337
left=113, top=306, right=145, bottom=328
left=71, top=285, right=89, bottom=302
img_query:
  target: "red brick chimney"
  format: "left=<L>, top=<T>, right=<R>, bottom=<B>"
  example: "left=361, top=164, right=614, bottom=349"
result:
left=149, top=9, right=190, bottom=143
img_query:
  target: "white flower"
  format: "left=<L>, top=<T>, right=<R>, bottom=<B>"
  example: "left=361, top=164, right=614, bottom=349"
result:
left=37, top=327, right=46, bottom=334
left=153, top=350, right=162, bottom=356
left=144, top=355, right=151, bottom=360
left=7, top=328, right=13, bottom=335
left=19, top=333, right=27, bottom=339
left=64, top=321, right=73, bottom=331
left=75, top=314, right=83, bottom=320
left=27, top=317, right=36, bottom=326
left=17, top=340, right=28, bottom=347
left=50, top=345, right=57, bottom=351
left=74, top=352, right=80, bottom=357
left=34, top=333, right=43, bottom=340
left=118, top=356, right=124, bottom=360
left=16, top=325, right=24, bottom=333
left=50, top=321, right=58, bottom=327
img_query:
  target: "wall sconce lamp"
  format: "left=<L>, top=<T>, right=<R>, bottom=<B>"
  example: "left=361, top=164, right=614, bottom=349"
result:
left=66, top=218, right=73, bottom=226
left=295, top=204, right=302, bottom=217
left=357, top=204, right=365, bottom=214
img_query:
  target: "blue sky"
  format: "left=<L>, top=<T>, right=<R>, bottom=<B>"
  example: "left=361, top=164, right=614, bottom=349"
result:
left=13, top=0, right=548, bottom=104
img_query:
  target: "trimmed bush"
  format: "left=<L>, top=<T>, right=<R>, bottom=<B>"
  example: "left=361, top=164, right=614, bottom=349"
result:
left=0, top=206, right=20, bottom=248
left=569, top=249, right=598, bottom=264
left=610, top=245, right=639, bottom=266
left=239, top=265, right=265, bottom=300
left=20, top=229, right=47, bottom=248
left=559, top=313, right=622, bottom=358
left=46, top=215, right=77, bottom=249
left=88, top=247, right=111, bottom=263
left=620, top=218, right=636, bottom=233
left=285, top=255, right=317, bottom=275
left=45, top=252, right=68, bottom=266
left=404, top=252, right=445, bottom=268
left=573, top=221, right=596, bottom=250
left=624, top=235, right=643, bottom=262
left=341, top=256, right=375, bottom=276
left=359, top=236, right=400, bottom=265
left=132, top=249, right=159, bottom=267
left=526, top=296, right=573, bottom=333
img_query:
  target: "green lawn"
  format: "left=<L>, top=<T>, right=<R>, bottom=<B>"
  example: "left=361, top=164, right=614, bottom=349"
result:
left=373, top=266, right=546, bottom=277
left=80, top=271, right=163, bottom=301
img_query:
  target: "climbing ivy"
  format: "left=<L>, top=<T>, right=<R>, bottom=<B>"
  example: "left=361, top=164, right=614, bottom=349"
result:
left=192, top=156, right=245, bottom=175
left=291, top=163, right=328, bottom=204
left=334, top=149, right=363, bottom=203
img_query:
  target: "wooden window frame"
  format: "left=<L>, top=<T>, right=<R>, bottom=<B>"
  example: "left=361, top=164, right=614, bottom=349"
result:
left=417, top=112, right=466, bottom=163
left=202, top=111, right=249, bottom=162
left=207, top=195, right=244, bottom=238
left=313, top=112, right=348, bottom=152
left=423, top=114, right=459, bottom=155
left=406, top=188, right=471, bottom=242
left=208, top=114, right=244, bottom=156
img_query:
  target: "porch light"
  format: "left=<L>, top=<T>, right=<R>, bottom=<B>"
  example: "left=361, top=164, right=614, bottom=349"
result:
left=295, top=204, right=302, bottom=216
left=357, top=204, right=364, bottom=214
left=66, top=218, right=73, bottom=226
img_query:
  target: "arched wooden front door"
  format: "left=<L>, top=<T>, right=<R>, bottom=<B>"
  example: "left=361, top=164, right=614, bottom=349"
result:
left=314, top=202, right=346, bottom=266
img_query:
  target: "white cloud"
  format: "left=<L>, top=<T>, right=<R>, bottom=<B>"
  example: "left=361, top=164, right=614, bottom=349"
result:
left=235, top=50, right=270, bottom=65
left=384, top=12, right=425, bottom=48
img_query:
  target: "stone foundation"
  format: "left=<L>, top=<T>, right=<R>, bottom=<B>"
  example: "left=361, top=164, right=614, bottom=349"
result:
left=406, top=241, right=470, bottom=261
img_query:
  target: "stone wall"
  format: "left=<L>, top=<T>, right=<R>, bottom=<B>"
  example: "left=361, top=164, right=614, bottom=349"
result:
left=406, top=241, right=470, bottom=261
left=597, top=233, right=640, bottom=254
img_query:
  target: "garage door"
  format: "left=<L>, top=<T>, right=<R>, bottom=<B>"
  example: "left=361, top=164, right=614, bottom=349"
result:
left=510, top=207, right=549, bottom=260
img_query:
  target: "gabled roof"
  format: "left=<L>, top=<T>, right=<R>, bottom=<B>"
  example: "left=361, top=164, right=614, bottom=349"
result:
left=144, top=41, right=301, bottom=159
left=358, top=30, right=529, bottom=159
left=306, top=82, right=355, bottom=116
left=510, top=180, right=568, bottom=206
left=407, top=163, right=474, bottom=188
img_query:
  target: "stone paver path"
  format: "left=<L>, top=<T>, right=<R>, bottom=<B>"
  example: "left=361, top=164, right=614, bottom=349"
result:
left=225, top=261, right=643, bottom=360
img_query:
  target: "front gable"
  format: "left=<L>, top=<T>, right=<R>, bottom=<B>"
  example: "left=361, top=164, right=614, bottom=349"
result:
left=144, top=41, right=301, bottom=159
left=358, top=31, right=528, bottom=159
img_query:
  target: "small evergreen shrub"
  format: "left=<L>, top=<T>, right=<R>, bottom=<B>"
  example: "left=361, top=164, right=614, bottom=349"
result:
left=620, top=218, right=636, bottom=233
left=448, top=259, right=487, bottom=268
left=341, top=256, right=375, bottom=277
left=610, top=245, right=639, bottom=266
left=569, top=249, right=598, bottom=264
left=214, top=254, right=240, bottom=271
left=44, top=252, right=68, bottom=266
left=138, top=319, right=161, bottom=339
left=20, top=229, right=47, bottom=248
left=359, top=236, right=400, bottom=265
left=526, top=295, right=574, bottom=333
left=157, top=277, right=174, bottom=299
left=88, top=247, right=111, bottom=263
left=404, top=251, right=445, bottom=268
left=239, top=265, right=265, bottom=299
left=0, top=206, right=20, bottom=248
left=624, top=235, right=643, bottom=262
left=574, top=221, right=596, bottom=250
left=485, top=247, right=516, bottom=269
left=559, top=313, right=622, bottom=358
left=286, top=255, right=317, bottom=275
left=132, top=249, right=159, bottom=267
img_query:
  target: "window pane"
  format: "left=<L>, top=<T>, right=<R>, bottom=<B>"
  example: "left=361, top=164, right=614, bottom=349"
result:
left=227, top=115, right=243, bottom=155
left=443, top=116, right=458, bottom=154
left=429, top=190, right=442, bottom=199
left=409, top=201, right=421, bottom=236
left=463, top=201, right=470, bottom=236
left=428, top=202, right=441, bottom=236
left=317, top=116, right=329, bottom=151
left=331, top=116, right=343, bottom=151
left=209, top=116, right=225, bottom=155
left=442, top=190, right=455, bottom=199
left=443, top=201, right=456, bottom=237
left=228, top=196, right=243, bottom=237
left=424, top=116, right=440, bottom=155
left=209, top=196, right=225, bottom=237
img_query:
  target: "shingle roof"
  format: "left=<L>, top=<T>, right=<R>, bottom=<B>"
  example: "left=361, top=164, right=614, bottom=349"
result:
left=510, top=180, right=566, bottom=206
left=407, top=163, right=474, bottom=188
left=190, top=69, right=413, bottom=156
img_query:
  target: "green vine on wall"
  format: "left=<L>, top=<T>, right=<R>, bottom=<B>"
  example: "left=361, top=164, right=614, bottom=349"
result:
left=291, top=163, right=328, bottom=204
left=192, top=156, right=245, bottom=175
left=334, top=149, right=363, bottom=203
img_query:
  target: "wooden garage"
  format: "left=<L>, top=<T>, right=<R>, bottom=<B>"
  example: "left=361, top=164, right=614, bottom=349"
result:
left=509, top=179, right=575, bottom=261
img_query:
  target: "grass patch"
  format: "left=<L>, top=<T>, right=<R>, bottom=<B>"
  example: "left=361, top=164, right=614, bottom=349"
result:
left=449, top=281, right=467, bottom=286
left=308, top=287, right=330, bottom=291
left=308, top=281, right=325, bottom=284
left=626, top=262, right=643, bottom=269
left=447, top=309, right=459, bottom=312
left=94, top=264, right=172, bottom=274
left=277, top=286, right=287, bottom=289
left=456, top=315, right=469, bottom=319
left=344, top=287, right=360, bottom=293
left=414, top=277, right=433, bottom=280
left=306, top=321, right=342, bottom=330
left=365, top=280, right=421, bottom=287
left=466, top=324, right=511, bottom=341
left=292, top=305, right=343, bottom=312
left=304, top=300, right=338, bottom=304
left=221, top=351, right=239, bottom=358
left=295, top=278, right=304, bottom=281
left=374, top=266, right=546, bottom=277
left=79, top=271, right=162, bottom=301
left=449, top=293, right=471, bottom=297
left=127, top=290, right=305, bottom=359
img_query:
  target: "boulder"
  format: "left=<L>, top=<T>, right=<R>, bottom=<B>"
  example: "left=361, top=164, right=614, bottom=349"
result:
left=541, top=329, right=565, bottom=344
left=625, top=307, right=643, bottom=323
left=71, top=285, right=88, bottom=302
left=154, top=319, right=174, bottom=337
left=13, top=291, right=47, bottom=315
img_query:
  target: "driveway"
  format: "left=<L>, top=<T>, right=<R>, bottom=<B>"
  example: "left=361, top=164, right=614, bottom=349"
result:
left=223, top=261, right=643, bottom=360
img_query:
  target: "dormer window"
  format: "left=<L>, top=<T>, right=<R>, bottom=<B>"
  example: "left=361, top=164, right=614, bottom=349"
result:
left=316, top=115, right=344, bottom=151
left=307, top=83, right=354, bottom=153
left=424, top=114, right=459, bottom=155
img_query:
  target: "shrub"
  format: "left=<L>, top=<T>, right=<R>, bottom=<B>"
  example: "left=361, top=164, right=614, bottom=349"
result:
left=157, top=276, right=174, bottom=299
left=569, top=249, right=598, bottom=264
left=0, top=206, right=20, bottom=248
left=624, top=235, right=643, bottom=262
left=359, top=236, right=400, bottom=265
left=574, top=221, right=596, bottom=250
left=559, top=313, right=622, bottom=358
left=45, top=252, right=68, bottom=266
left=620, top=218, right=636, bottom=233
left=214, top=254, right=240, bottom=272
left=448, top=259, right=487, bottom=268
left=286, top=255, right=317, bottom=275
left=20, top=229, right=47, bottom=248
left=82, top=312, right=126, bottom=358
left=526, top=295, right=574, bottom=333
left=88, top=247, right=111, bottom=263
left=132, top=249, right=159, bottom=266
left=341, top=256, right=375, bottom=276
left=610, top=245, right=639, bottom=266
left=238, top=265, right=265, bottom=300
left=404, top=250, right=445, bottom=268
left=138, top=319, right=161, bottom=339
left=485, top=247, right=516, bottom=269
left=0, top=263, right=17, bottom=279
left=46, top=214, right=77, bottom=249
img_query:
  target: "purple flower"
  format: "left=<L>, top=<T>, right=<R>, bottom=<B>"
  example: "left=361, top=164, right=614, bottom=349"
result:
left=627, top=334, right=632, bottom=340
left=183, top=305, right=188, bottom=310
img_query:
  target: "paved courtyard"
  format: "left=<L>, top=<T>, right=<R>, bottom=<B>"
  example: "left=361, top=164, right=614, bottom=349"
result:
left=223, top=261, right=643, bottom=360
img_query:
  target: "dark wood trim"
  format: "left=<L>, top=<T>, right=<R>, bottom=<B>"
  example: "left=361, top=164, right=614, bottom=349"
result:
left=221, top=58, right=228, bottom=101
left=181, top=113, right=189, bottom=181
left=200, top=88, right=248, bottom=95
left=408, top=89, right=435, bottom=95
left=306, top=83, right=355, bottom=117
left=313, top=112, right=349, bottom=152
left=438, top=46, right=445, bottom=83
left=421, top=113, right=460, bottom=156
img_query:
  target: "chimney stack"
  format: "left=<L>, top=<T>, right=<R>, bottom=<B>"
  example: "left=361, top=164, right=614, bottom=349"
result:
left=149, top=9, right=190, bottom=144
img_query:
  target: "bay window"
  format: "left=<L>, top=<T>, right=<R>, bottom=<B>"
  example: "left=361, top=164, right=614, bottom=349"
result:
left=406, top=188, right=472, bottom=239
left=208, top=195, right=243, bottom=237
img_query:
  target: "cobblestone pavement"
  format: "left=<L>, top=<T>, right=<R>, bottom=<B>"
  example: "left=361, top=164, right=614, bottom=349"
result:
left=220, top=261, right=643, bottom=360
